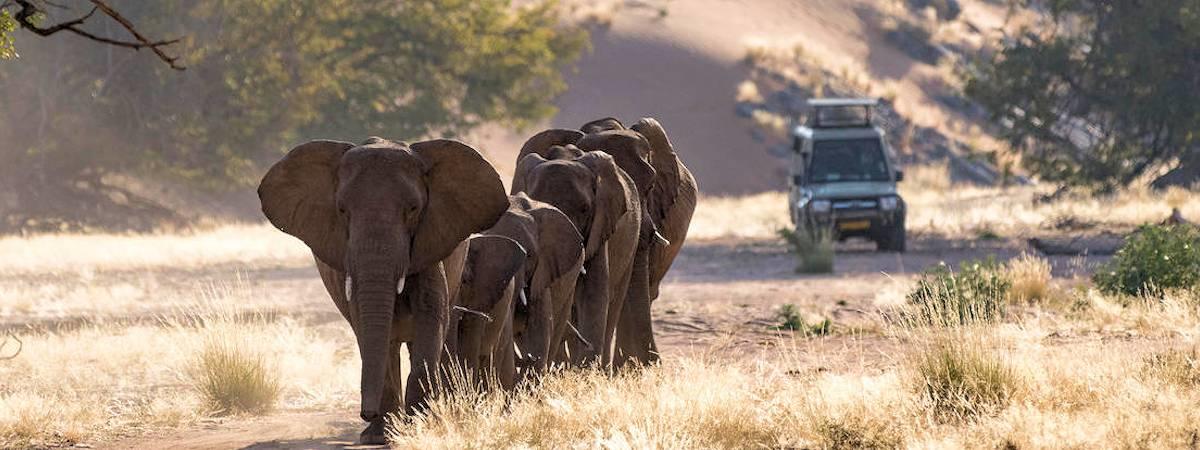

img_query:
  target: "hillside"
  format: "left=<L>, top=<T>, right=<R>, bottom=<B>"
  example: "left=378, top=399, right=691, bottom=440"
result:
left=474, top=0, right=1017, bottom=194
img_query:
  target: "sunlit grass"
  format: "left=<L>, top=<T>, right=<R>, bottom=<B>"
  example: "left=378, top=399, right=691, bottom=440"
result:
left=0, top=284, right=358, bottom=448
left=0, top=223, right=310, bottom=275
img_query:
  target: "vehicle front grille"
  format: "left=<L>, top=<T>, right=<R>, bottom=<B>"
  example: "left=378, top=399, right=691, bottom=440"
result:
left=831, top=198, right=878, bottom=212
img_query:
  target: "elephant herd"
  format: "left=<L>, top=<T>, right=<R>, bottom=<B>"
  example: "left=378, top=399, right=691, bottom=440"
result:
left=257, top=117, right=696, bottom=444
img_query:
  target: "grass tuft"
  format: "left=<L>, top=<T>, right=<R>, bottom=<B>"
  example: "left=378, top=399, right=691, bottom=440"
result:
left=1006, top=253, right=1052, bottom=304
left=1142, top=347, right=1200, bottom=388
left=186, top=327, right=281, bottom=415
left=778, top=226, right=835, bottom=274
left=912, top=337, right=1020, bottom=420
left=772, top=304, right=832, bottom=336
left=904, top=258, right=1009, bottom=327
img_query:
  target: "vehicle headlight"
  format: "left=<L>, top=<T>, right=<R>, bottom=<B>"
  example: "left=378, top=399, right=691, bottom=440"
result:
left=880, top=196, right=899, bottom=211
left=811, top=199, right=831, bottom=213
left=795, top=191, right=812, bottom=210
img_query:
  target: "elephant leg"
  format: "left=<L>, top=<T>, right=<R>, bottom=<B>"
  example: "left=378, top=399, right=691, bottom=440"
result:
left=404, top=266, right=449, bottom=415
left=602, top=249, right=636, bottom=367
left=615, top=244, right=656, bottom=368
left=496, top=315, right=516, bottom=390
left=569, top=249, right=609, bottom=367
left=457, top=318, right=486, bottom=385
left=547, top=280, right=578, bottom=366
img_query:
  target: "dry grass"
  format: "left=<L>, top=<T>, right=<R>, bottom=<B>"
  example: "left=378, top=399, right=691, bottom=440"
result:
left=1006, top=253, right=1053, bottom=304
left=0, top=284, right=358, bottom=448
left=685, top=166, right=1200, bottom=241
left=0, top=223, right=310, bottom=275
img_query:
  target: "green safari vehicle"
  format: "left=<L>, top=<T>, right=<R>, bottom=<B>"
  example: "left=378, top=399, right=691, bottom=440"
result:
left=789, top=98, right=906, bottom=252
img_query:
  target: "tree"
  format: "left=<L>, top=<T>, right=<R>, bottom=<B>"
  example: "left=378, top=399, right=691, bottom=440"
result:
left=0, top=0, right=588, bottom=231
left=1, top=0, right=183, bottom=68
left=965, top=0, right=1200, bottom=190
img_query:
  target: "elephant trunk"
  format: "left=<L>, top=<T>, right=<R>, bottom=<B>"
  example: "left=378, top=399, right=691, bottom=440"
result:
left=348, top=225, right=409, bottom=423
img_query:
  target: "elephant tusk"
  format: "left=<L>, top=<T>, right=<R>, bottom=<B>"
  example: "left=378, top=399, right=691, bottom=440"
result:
left=567, top=322, right=593, bottom=351
left=453, top=305, right=494, bottom=323
left=579, top=265, right=587, bottom=276
left=519, top=288, right=529, bottom=307
left=345, top=276, right=353, bottom=301
left=396, top=276, right=406, bottom=295
left=654, top=231, right=670, bottom=247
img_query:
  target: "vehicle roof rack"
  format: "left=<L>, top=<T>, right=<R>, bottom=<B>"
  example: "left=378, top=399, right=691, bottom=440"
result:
left=806, top=98, right=878, bottom=128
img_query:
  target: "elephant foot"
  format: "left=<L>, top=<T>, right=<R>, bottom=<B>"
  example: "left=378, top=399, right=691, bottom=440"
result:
left=358, top=419, right=388, bottom=446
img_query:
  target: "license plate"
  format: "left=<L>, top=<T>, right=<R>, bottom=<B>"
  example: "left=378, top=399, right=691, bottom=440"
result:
left=838, top=220, right=870, bottom=231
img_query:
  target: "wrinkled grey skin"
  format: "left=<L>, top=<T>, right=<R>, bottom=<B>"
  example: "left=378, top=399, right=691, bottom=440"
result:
left=512, top=133, right=640, bottom=368
left=445, top=194, right=585, bottom=382
left=258, top=138, right=507, bottom=445
left=576, top=117, right=699, bottom=367
left=445, top=235, right=526, bottom=390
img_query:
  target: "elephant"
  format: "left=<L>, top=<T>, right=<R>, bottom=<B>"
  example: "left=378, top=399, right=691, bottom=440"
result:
left=574, top=117, right=699, bottom=367
left=493, top=193, right=585, bottom=378
left=444, top=234, right=526, bottom=390
left=443, top=193, right=584, bottom=385
left=257, top=137, right=508, bottom=445
left=512, top=132, right=641, bottom=368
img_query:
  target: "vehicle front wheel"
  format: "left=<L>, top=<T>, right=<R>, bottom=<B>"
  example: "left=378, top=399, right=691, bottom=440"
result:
left=876, top=218, right=906, bottom=253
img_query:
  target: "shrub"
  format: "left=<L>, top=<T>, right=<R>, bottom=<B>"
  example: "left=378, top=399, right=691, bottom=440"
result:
left=1006, top=253, right=1052, bottom=304
left=772, top=304, right=832, bottom=336
left=905, top=258, right=1010, bottom=327
left=1142, top=348, right=1200, bottom=387
left=778, top=227, right=835, bottom=274
left=815, top=415, right=903, bottom=450
left=1094, top=225, right=1200, bottom=297
left=913, top=338, right=1019, bottom=420
left=186, top=331, right=280, bottom=415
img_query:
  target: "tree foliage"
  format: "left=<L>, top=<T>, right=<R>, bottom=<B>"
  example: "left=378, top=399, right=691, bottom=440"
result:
left=0, top=0, right=587, bottom=198
left=965, top=0, right=1200, bottom=189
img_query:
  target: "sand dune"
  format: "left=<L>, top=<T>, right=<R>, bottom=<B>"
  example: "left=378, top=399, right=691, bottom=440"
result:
left=473, top=0, right=1009, bottom=194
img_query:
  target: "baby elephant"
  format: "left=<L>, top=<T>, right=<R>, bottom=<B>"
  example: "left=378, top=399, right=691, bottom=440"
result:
left=445, top=234, right=526, bottom=389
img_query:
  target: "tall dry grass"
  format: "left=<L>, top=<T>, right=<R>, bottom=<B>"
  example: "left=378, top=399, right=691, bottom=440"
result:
left=0, top=284, right=358, bottom=448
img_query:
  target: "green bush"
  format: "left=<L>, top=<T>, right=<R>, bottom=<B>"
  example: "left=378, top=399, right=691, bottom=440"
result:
left=778, top=227, right=835, bottom=274
left=772, top=304, right=832, bottom=336
left=1094, top=225, right=1200, bottom=297
left=905, top=258, right=1010, bottom=327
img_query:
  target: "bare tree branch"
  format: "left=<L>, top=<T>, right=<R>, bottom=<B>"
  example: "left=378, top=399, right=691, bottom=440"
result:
left=0, top=333, right=21, bottom=360
left=10, top=0, right=185, bottom=70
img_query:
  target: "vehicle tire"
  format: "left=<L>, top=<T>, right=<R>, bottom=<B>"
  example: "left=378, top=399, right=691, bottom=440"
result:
left=876, top=217, right=906, bottom=253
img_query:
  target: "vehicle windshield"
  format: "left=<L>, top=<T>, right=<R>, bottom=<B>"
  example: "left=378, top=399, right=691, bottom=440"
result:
left=807, top=138, right=890, bottom=183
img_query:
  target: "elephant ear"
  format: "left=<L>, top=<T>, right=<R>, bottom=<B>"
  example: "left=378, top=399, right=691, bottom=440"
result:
left=578, top=151, right=631, bottom=258
left=580, top=117, right=625, bottom=134
left=527, top=200, right=585, bottom=295
left=258, top=140, right=355, bottom=271
left=576, top=130, right=656, bottom=198
left=410, top=139, right=508, bottom=273
left=631, top=117, right=681, bottom=191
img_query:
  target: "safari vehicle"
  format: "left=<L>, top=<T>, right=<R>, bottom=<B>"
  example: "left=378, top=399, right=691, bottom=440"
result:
left=788, top=98, right=906, bottom=252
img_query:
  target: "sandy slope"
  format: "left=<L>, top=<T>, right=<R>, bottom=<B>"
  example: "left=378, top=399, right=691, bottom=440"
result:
left=472, top=0, right=1011, bottom=194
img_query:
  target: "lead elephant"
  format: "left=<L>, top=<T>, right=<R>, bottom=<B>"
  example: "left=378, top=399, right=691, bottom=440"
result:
left=512, top=133, right=640, bottom=367
left=257, top=137, right=508, bottom=445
